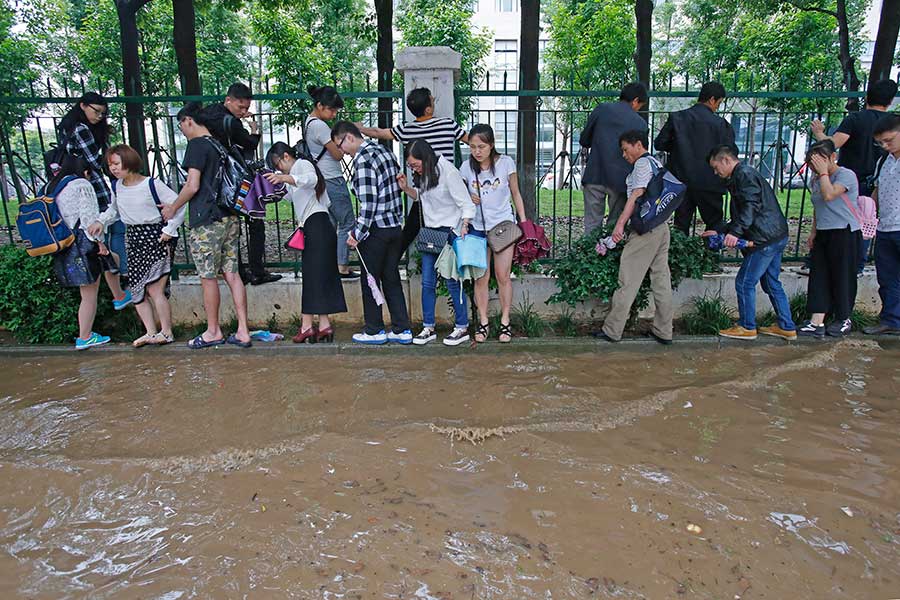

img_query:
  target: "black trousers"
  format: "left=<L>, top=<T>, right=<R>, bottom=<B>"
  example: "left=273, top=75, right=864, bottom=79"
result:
left=246, top=218, right=267, bottom=276
left=674, top=189, right=725, bottom=233
left=401, top=200, right=422, bottom=250
left=358, top=225, right=411, bottom=334
left=807, top=227, right=861, bottom=321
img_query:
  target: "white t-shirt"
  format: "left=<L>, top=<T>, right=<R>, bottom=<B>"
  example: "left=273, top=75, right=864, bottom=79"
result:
left=305, top=115, right=343, bottom=180
left=625, top=155, right=658, bottom=198
left=459, top=155, right=517, bottom=231
left=101, top=177, right=186, bottom=238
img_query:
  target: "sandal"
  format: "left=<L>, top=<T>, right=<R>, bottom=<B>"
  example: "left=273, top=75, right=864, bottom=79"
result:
left=498, top=322, right=512, bottom=343
left=152, top=332, right=174, bottom=345
left=132, top=333, right=156, bottom=348
left=474, top=322, right=490, bottom=343
left=187, top=335, right=225, bottom=349
left=226, top=334, right=252, bottom=348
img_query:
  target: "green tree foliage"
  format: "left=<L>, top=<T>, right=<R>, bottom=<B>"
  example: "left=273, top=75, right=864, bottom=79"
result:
left=395, top=0, right=491, bottom=120
left=0, top=0, right=36, bottom=129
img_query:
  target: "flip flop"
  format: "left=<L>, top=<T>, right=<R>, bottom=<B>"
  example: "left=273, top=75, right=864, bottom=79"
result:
left=187, top=335, right=225, bottom=349
left=226, top=334, right=252, bottom=348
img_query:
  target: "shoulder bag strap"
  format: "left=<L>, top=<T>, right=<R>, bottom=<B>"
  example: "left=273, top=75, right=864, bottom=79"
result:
left=840, top=192, right=863, bottom=226
left=473, top=170, right=486, bottom=230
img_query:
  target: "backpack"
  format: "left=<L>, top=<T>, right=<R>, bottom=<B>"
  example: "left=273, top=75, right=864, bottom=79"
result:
left=204, top=136, right=255, bottom=218
left=43, top=143, right=68, bottom=179
left=294, top=117, right=329, bottom=164
left=16, top=175, right=78, bottom=257
left=629, top=154, right=686, bottom=235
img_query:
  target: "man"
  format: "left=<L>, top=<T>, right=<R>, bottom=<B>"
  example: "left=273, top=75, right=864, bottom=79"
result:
left=579, top=82, right=649, bottom=235
left=331, top=121, right=412, bottom=345
left=594, top=130, right=673, bottom=345
left=161, top=104, right=252, bottom=348
left=655, top=81, right=738, bottom=233
left=811, top=79, right=898, bottom=274
left=703, top=145, right=796, bottom=341
left=203, top=82, right=281, bottom=286
left=864, top=114, right=900, bottom=335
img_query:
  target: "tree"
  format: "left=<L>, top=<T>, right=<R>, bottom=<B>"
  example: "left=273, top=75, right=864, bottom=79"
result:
left=114, top=0, right=152, bottom=158
left=172, top=0, right=200, bottom=95
left=374, top=0, right=393, bottom=130
left=634, top=0, right=653, bottom=86
left=870, top=0, right=900, bottom=83
left=1, top=0, right=36, bottom=200
left=519, top=0, right=540, bottom=219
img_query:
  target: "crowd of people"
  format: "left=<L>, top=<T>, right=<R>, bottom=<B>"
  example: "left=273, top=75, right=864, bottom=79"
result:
left=38, top=76, right=900, bottom=350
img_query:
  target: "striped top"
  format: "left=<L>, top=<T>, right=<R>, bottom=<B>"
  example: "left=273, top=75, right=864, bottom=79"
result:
left=391, top=117, right=465, bottom=162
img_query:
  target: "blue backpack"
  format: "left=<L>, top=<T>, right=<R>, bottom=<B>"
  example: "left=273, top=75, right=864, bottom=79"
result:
left=16, top=175, right=78, bottom=257
left=630, top=154, right=686, bottom=235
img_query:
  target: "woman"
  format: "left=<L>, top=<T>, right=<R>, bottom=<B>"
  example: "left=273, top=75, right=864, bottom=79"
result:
left=396, top=140, right=476, bottom=346
left=97, top=144, right=186, bottom=347
left=58, top=92, right=131, bottom=310
left=799, top=139, right=862, bottom=338
left=265, top=142, right=347, bottom=342
left=459, top=124, right=527, bottom=343
left=305, top=85, right=357, bottom=279
left=48, top=156, right=112, bottom=350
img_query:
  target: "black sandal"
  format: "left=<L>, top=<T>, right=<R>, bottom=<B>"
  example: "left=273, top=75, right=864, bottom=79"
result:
left=498, top=323, right=512, bottom=343
left=475, top=322, right=490, bottom=343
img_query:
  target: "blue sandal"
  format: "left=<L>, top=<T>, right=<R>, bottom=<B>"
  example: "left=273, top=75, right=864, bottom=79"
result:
left=226, top=334, right=252, bottom=348
left=187, top=335, right=225, bottom=349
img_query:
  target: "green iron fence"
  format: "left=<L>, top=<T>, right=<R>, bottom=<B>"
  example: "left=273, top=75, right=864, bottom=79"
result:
left=0, top=79, right=866, bottom=269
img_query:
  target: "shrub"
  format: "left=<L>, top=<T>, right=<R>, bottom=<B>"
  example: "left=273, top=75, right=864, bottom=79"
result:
left=552, top=307, right=578, bottom=337
left=511, top=296, right=547, bottom=337
left=682, top=293, right=736, bottom=335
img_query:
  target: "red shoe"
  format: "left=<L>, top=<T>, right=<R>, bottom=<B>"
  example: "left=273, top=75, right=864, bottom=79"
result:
left=316, top=327, right=335, bottom=343
left=292, top=327, right=318, bottom=344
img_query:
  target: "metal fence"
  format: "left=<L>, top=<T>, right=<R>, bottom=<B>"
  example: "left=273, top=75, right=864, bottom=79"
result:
left=0, top=81, right=865, bottom=270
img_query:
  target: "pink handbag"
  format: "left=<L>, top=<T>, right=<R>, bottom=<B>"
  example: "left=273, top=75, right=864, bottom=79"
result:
left=284, top=227, right=305, bottom=251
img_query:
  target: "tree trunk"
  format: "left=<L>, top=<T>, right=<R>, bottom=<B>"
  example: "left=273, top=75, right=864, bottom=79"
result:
left=115, top=0, right=150, bottom=165
left=634, top=0, right=653, bottom=86
left=518, top=0, right=539, bottom=220
left=835, top=0, right=861, bottom=111
left=374, top=0, right=394, bottom=133
left=172, top=0, right=201, bottom=95
left=870, top=0, right=900, bottom=83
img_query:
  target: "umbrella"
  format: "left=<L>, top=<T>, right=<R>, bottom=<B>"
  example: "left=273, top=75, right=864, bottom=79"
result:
left=238, top=169, right=288, bottom=220
left=357, top=252, right=386, bottom=306
left=513, top=219, right=551, bottom=266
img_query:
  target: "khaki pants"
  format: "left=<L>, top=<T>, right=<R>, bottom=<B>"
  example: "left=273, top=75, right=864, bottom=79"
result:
left=602, top=225, right=673, bottom=341
left=583, top=184, right=625, bottom=236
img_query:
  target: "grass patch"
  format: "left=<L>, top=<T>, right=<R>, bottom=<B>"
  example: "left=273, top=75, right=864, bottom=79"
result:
left=511, top=296, right=548, bottom=338
left=552, top=307, right=578, bottom=337
left=682, top=293, right=736, bottom=335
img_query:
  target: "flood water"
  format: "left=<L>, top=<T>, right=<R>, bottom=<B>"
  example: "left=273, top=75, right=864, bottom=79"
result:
left=0, top=340, right=898, bottom=599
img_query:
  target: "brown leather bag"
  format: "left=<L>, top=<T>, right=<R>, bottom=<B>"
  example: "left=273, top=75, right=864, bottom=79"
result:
left=474, top=176, right=522, bottom=253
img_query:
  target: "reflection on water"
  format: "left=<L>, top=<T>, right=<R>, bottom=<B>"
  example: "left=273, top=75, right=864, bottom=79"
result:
left=0, top=340, right=899, bottom=598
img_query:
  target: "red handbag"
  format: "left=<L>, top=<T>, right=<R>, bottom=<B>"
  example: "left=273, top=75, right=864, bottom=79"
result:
left=284, top=227, right=305, bottom=251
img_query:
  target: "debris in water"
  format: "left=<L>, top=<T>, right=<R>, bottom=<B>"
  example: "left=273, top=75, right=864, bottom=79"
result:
left=686, top=523, right=703, bottom=535
left=840, top=506, right=854, bottom=517
left=683, top=401, right=693, bottom=409
left=429, top=424, right=523, bottom=444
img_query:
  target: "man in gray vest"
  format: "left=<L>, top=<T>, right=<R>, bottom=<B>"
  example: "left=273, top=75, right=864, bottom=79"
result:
left=579, top=82, right=649, bottom=235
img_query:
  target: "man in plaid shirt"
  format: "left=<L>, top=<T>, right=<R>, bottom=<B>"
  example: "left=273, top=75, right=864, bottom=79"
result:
left=332, top=121, right=411, bottom=345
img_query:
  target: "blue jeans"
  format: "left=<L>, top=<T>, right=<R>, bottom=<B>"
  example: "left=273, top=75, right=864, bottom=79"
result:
left=875, top=230, right=900, bottom=328
left=105, top=219, right=127, bottom=275
left=735, top=236, right=795, bottom=331
left=325, top=177, right=356, bottom=267
left=421, top=230, right=468, bottom=329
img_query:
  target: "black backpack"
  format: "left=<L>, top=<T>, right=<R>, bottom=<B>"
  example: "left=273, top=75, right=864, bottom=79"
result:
left=43, top=143, right=68, bottom=179
left=294, top=117, right=329, bottom=164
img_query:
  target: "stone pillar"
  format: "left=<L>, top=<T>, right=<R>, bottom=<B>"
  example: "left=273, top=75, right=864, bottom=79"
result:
left=395, top=46, right=462, bottom=121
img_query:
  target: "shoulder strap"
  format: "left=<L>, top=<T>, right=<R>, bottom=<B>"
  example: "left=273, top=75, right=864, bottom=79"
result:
left=111, top=179, right=117, bottom=194
left=304, top=117, right=329, bottom=163
left=148, top=177, right=165, bottom=218
left=48, top=175, right=78, bottom=198
left=873, top=154, right=887, bottom=185
left=223, top=113, right=235, bottom=148
left=840, top=192, right=863, bottom=225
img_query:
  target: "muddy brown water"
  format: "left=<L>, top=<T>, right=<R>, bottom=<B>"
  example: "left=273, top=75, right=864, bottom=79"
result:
left=0, top=340, right=898, bottom=599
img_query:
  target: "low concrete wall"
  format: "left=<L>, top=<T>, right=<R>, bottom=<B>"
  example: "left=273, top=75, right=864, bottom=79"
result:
left=168, top=266, right=882, bottom=327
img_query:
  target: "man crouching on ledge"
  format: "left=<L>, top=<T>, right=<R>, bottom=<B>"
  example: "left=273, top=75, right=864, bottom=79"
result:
left=702, top=145, right=797, bottom=341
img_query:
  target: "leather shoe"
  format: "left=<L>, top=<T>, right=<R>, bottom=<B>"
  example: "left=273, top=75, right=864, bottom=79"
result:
left=249, top=272, right=283, bottom=285
left=592, top=331, right=618, bottom=342
left=863, top=323, right=900, bottom=335
left=645, top=330, right=673, bottom=345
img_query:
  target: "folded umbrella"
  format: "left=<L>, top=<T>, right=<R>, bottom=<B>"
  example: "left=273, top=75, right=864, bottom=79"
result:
left=513, top=219, right=551, bottom=267
left=357, top=252, right=386, bottom=307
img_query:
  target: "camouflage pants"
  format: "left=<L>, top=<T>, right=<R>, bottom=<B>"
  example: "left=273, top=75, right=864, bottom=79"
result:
left=189, top=216, right=240, bottom=279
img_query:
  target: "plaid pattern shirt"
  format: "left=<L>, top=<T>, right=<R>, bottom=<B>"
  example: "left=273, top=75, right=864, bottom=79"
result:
left=63, top=123, right=111, bottom=210
left=350, top=141, right=404, bottom=241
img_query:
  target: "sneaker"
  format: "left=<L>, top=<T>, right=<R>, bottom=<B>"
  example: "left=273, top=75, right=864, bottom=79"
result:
left=340, top=271, right=360, bottom=281
left=387, top=329, right=413, bottom=344
left=352, top=330, right=388, bottom=345
left=75, top=331, right=110, bottom=350
left=797, top=321, right=825, bottom=338
left=412, top=327, right=437, bottom=346
left=718, top=326, right=758, bottom=340
left=112, top=289, right=133, bottom=310
left=826, top=318, right=852, bottom=337
left=442, top=327, right=470, bottom=346
left=759, top=325, right=798, bottom=341
left=798, top=265, right=810, bottom=276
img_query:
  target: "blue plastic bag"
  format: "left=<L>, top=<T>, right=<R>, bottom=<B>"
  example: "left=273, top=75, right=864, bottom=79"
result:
left=452, top=233, right=487, bottom=271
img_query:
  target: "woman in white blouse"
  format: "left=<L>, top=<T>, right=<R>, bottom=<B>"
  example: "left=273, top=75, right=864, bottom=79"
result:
left=265, top=142, right=347, bottom=343
left=97, top=145, right=186, bottom=347
left=396, top=139, right=476, bottom=347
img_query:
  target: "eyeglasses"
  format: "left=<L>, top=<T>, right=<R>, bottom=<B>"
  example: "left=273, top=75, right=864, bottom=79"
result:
left=87, top=104, right=108, bottom=118
left=876, top=133, right=897, bottom=148
left=336, top=136, right=348, bottom=149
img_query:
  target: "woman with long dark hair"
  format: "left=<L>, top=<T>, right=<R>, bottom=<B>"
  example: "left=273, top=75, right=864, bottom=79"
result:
left=265, top=142, right=347, bottom=342
left=396, top=139, right=476, bottom=346
left=58, top=92, right=131, bottom=310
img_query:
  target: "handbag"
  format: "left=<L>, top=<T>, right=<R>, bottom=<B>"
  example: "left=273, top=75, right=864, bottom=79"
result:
left=473, top=175, right=522, bottom=253
left=415, top=194, right=449, bottom=254
left=452, top=232, right=487, bottom=271
left=284, top=227, right=305, bottom=251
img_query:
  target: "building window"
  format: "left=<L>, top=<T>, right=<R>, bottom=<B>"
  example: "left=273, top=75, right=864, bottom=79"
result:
left=493, top=40, right=518, bottom=106
left=495, top=0, right=517, bottom=11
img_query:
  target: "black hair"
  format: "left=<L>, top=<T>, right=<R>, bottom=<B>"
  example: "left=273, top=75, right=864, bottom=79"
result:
left=698, top=81, right=727, bottom=103
left=308, top=85, right=345, bottom=110
left=806, top=139, right=837, bottom=163
left=618, top=129, right=648, bottom=148
left=406, top=87, right=432, bottom=118
left=406, top=140, right=440, bottom=191
left=58, top=91, right=110, bottom=148
left=467, top=124, right=501, bottom=175
left=176, top=102, right=207, bottom=125
left=226, top=82, right=253, bottom=100
left=866, top=79, right=898, bottom=107
left=619, top=82, right=649, bottom=105
left=874, top=112, right=900, bottom=136
left=46, top=154, right=91, bottom=194
left=331, top=120, right=361, bottom=141
left=265, top=141, right=326, bottom=199
left=706, top=144, right=738, bottom=163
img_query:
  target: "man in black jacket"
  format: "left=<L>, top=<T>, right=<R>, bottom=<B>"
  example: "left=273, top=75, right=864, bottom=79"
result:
left=655, top=81, right=738, bottom=233
left=203, top=83, right=281, bottom=286
left=702, top=145, right=796, bottom=342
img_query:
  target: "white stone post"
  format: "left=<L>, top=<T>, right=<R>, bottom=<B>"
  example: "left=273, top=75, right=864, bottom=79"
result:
left=395, top=46, right=462, bottom=121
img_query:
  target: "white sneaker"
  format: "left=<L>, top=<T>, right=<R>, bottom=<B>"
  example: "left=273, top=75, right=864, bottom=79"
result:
left=352, top=330, right=388, bottom=345
left=412, top=327, right=436, bottom=345
left=442, top=327, right=470, bottom=346
left=387, top=329, right=413, bottom=344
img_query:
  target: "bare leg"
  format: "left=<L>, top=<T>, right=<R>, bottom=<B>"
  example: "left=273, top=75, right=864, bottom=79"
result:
left=494, top=246, right=515, bottom=333
left=104, top=270, right=125, bottom=299
left=148, top=277, right=173, bottom=337
left=301, top=314, right=315, bottom=331
left=318, top=315, right=331, bottom=330
left=200, top=277, right=224, bottom=341
left=133, top=299, right=159, bottom=336
left=78, top=279, right=101, bottom=340
left=222, top=272, right=251, bottom=342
